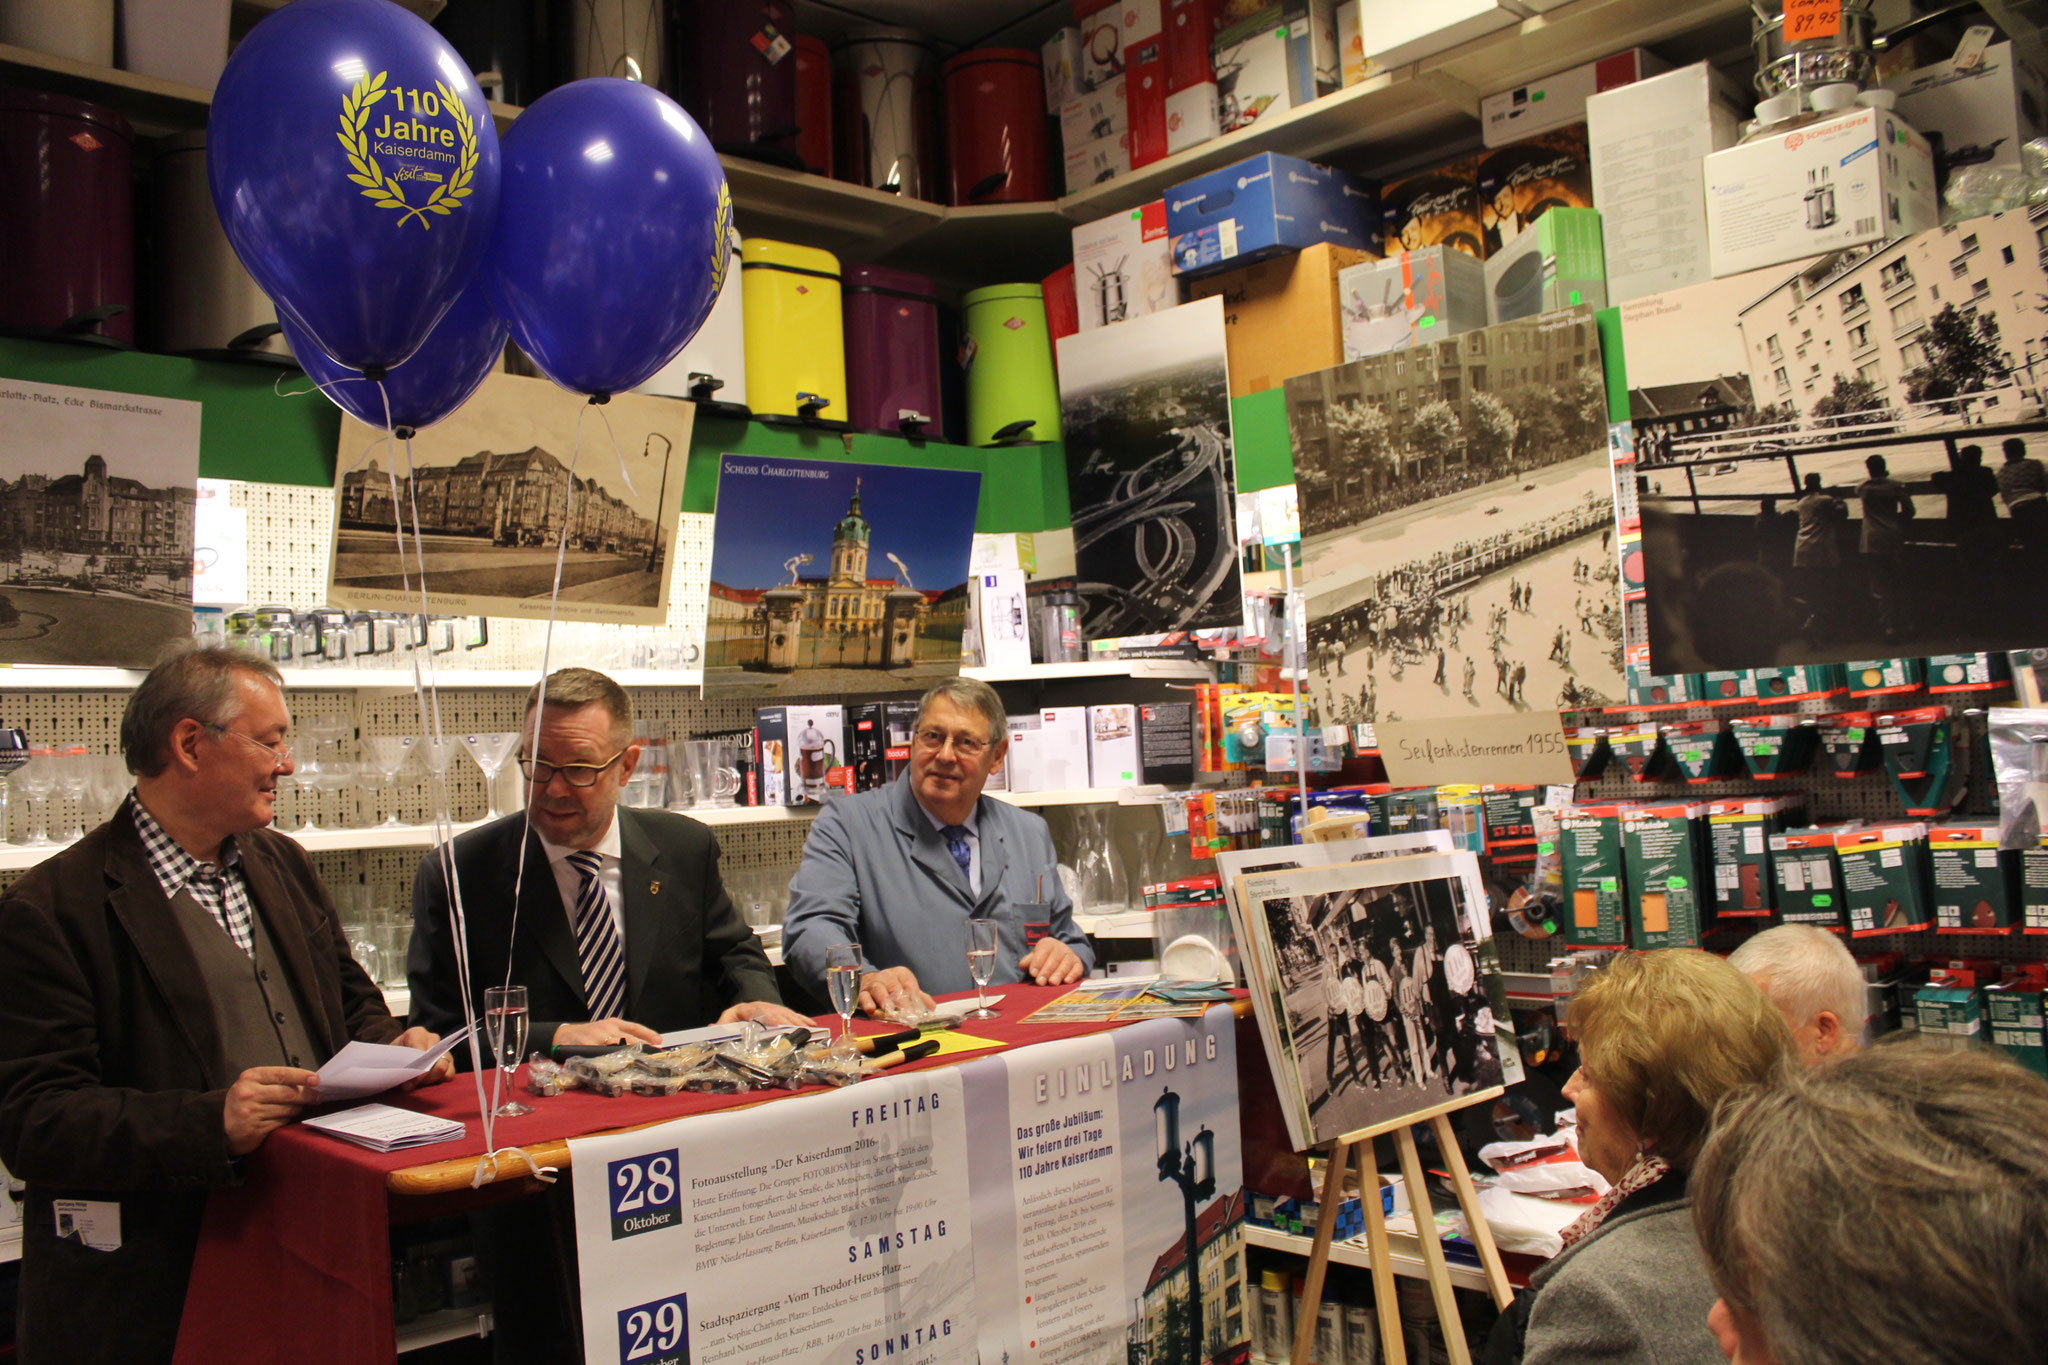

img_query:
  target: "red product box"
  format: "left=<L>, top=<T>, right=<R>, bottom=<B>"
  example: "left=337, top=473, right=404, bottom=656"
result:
left=1126, top=31, right=1167, bottom=168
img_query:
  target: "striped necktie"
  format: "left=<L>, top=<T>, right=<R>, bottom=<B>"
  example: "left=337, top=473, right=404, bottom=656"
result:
left=564, top=849, right=626, bottom=1021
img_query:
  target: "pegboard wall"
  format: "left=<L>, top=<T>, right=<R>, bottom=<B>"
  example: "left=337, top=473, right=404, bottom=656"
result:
left=228, top=480, right=718, bottom=670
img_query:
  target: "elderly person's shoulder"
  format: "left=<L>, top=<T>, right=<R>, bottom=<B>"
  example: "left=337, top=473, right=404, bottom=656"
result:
left=1525, top=1194, right=1722, bottom=1365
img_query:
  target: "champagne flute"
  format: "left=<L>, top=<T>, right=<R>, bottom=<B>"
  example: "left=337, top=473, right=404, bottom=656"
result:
left=963, top=919, right=1001, bottom=1020
left=484, top=985, right=533, bottom=1117
left=825, top=942, right=863, bottom=1046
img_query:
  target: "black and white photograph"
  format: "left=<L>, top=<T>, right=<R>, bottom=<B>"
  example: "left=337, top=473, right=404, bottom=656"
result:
left=328, top=371, right=691, bottom=625
left=1229, top=851, right=1510, bottom=1152
left=0, top=379, right=199, bottom=667
left=1057, top=295, right=1243, bottom=639
left=703, top=454, right=979, bottom=699
left=1284, top=306, right=1624, bottom=724
left=1622, top=209, right=2048, bottom=671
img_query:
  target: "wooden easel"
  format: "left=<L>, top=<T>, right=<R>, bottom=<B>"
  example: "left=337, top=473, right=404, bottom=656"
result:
left=1286, top=1089, right=1514, bottom=1365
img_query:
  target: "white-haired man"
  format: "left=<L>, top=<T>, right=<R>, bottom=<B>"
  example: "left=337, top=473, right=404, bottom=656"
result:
left=1728, top=923, right=1866, bottom=1065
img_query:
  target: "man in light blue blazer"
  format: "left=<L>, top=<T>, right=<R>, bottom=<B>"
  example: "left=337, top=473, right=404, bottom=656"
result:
left=783, top=677, right=1094, bottom=1015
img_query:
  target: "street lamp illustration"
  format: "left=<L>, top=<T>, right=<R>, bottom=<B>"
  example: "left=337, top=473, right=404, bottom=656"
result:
left=1156, top=1086, right=1217, bottom=1365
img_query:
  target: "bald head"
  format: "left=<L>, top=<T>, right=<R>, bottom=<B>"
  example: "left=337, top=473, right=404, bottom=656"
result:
left=1728, top=924, right=1866, bottom=1065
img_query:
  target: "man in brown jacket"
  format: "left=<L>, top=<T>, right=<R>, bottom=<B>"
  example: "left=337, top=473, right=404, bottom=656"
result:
left=0, top=647, right=449, bottom=1365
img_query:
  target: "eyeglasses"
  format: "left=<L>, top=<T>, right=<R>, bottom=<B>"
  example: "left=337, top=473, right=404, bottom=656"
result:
left=914, top=727, right=991, bottom=759
left=517, top=749, right=628, bottom=787
left=204, top=724, right=292, bottom=767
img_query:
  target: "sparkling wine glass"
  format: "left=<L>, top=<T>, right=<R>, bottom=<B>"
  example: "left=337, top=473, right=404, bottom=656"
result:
left=89, top=755, right=127, bottom=827
left=54, top=748, right=91, bottom=843
left=285, top=756, right=323, bottom=833
left=313, top=761, right=357, bottom=830
left=363, top=736, right=417, bottom=827
left=14, top=749, right=55, bottom=847
left=418, top=738, right=456, bottom=824
left=484, top=985, right=533, bottom=1117
left=963, top=918, right=1001, bottom=1020
left=462, top=731, right=520, bottom=820
left=826, top=942, right=863, bottom=1045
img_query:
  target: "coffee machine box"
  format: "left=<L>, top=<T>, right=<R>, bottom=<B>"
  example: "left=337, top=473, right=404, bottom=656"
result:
left=1089, top=702, right=1141, bottom=788
left=1483, top=206, right=1605, bottom=324
left=753, top=706, right=790, bottom=807
left=784, top=704, right=852, bottom=806
left=846, top=702, right=918, bottom=793
left=1703, top=105, right=1939, bottom=279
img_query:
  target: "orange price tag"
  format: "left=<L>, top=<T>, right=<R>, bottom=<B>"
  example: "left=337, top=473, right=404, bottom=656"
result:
left=1784, top=0, right=1842, bottom=41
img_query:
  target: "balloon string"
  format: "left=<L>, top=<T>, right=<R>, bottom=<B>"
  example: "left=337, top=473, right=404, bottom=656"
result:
left=591, top=403, right=640, bottom=500
left=370, top=380, right=496, bottom=1153
left=274, top=371, right=376, bottom=402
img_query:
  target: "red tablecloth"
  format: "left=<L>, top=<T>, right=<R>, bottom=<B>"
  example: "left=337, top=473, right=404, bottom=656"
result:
left=173, top=985, right=1230, bottom=1364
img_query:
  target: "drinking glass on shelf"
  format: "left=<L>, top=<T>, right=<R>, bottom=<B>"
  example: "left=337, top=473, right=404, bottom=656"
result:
left=90, top=755, right=128, bottom=827
left=285, top=756, right=323, bottom=833
left=418, top=738, right=456, bottom=824
left=363, top=736, right=417, bottom=827
left=963, top=918, right=1001, bottom=1021
left=484, top=985, right=534, bottom=1117
left=461, top=732, right=520, bottom=820
left=55, top=748, right=91, bottom=844
left=313, top=761, right=357, bottom=830
left=14, top=749, right=55, bottom=847
left=825, top=942, right=863, bottom=1045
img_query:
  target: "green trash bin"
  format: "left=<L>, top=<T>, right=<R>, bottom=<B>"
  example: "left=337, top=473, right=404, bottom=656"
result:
left=962, top=282, right=1061, bottom=447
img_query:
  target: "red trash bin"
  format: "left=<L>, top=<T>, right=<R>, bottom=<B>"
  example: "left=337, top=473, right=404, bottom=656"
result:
left=0, top=88, right=133, bottom=344
left=942, top=48, right=1052, bottom=205
left=794, top=33, right=832, bottom=176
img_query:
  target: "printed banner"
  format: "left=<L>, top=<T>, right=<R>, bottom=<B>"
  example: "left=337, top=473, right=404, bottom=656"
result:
left=572, top=1011, right=1248, bottom=1365
left=572, top=1070, right=975, bottom=1365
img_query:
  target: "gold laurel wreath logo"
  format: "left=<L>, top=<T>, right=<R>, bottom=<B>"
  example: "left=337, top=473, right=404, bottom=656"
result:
left=709, top=180, right=734, bottom=294
left=337, top=71, right=479, bottom=229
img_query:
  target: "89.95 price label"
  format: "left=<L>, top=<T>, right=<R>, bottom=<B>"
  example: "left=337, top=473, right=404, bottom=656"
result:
left=617, top=1292, right=689, bottom=1365
left=608, top=1150, right=680, bottom=1239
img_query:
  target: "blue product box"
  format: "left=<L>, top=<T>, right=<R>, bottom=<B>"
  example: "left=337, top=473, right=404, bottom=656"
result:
left=1165, top=151, right=1379, bottom=277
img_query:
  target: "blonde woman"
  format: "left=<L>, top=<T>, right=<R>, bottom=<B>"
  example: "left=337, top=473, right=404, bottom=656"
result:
left=1484, top=950, right=1791, bottom=1365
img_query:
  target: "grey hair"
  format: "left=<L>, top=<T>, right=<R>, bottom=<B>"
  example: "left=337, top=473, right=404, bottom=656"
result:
left=524, top=667, right=633, bottom=742
left=1693, top=1039, right=2048, bottom=1365
left=1728, top=924, right=1867, bottom=1044
left=915, top=676, right=1006, bottom=747
left=120, top=645, right=284, bottom=777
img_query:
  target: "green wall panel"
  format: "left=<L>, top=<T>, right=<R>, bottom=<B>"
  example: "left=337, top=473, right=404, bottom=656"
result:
left=1597, top=304, right=1629, bottom=426
left=1232, top=387, right=1294, bottom=491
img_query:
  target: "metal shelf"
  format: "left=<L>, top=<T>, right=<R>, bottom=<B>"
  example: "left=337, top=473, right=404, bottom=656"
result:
left=965, top=660, right=1211, bottom=683
left=1244, top=1221, right=1492, bottom=1294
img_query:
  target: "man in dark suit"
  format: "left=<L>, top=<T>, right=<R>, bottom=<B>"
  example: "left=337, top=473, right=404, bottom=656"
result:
left=0, top=648, right=449, bottom=1365
left=407, top=666, right=802, bottom=1047
left=407, top=667, right=804, bottom=1365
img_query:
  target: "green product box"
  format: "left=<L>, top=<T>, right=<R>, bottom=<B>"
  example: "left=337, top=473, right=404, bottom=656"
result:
left=1836, top=823, right=1934, bottom=937
left=1770, top=826, right=1847, bottom=930
left=1558, top=805, right=1629, bottom=948
left=1483, top=206, right=1606, bottom=323
left=2024, top=845, right=2048, bottom=933
left=1730, top=713, right=1819, bottom=780
left=1913, top=984, right=1983, bottom=1041
left=1566, top=726, right=1611, bottom=780
left=1384, top=788, right=1440, bottom=834
left=1622, top=802, right=1711, bottom=948
left=1625, top=663, right=1705, bottom=709
left=1662, top=720, right=1743, bottom=783
left=1987, top=990, right=2048, bottom=1078
left=1845, top=657, right=1923, bottom=698
left=1928, top=823, right=2018, bottom=934
left=1706, top=796, right=1802, bottom=920
left=1436, top=788, right=1486, bottom=853
left=1607, top=725, right=1672, bottom=782
left=1700, top=669, right=1758, bottom=704
left=1480, top=786, right=1539, bottom=848
left=1749, top=663, right=1848, bottom=701
left=1924, top=652, right=2011, bottom=695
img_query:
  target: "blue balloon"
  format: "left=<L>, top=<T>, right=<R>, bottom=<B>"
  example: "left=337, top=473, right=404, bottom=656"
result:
left=283, top=280, right=508, bottom=434
left=485, top=78, right=731, bottom=397
left=208, top=0, right=500, bottom=374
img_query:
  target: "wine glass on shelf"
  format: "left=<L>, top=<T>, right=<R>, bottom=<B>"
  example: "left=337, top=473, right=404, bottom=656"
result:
left=55, top=748, right=91, bottom=844
left=14, top=749, right=55, bottom=847
left=825, top=942, right=863, bottom=1046
left=362, top=736, right=417, bottom=827
left=461, top=732, right=520, bottom=820
left=418, top=737, right=456, bottom=824
left=963, top=918, right=1001, bottom=1021
left=89, top=755, right=127, bottom=827
left=285, top=754, right=323, bottom=833
left=313, top=760, right=358, bottom=830
left=484, top=985, right=533, bottom=1117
